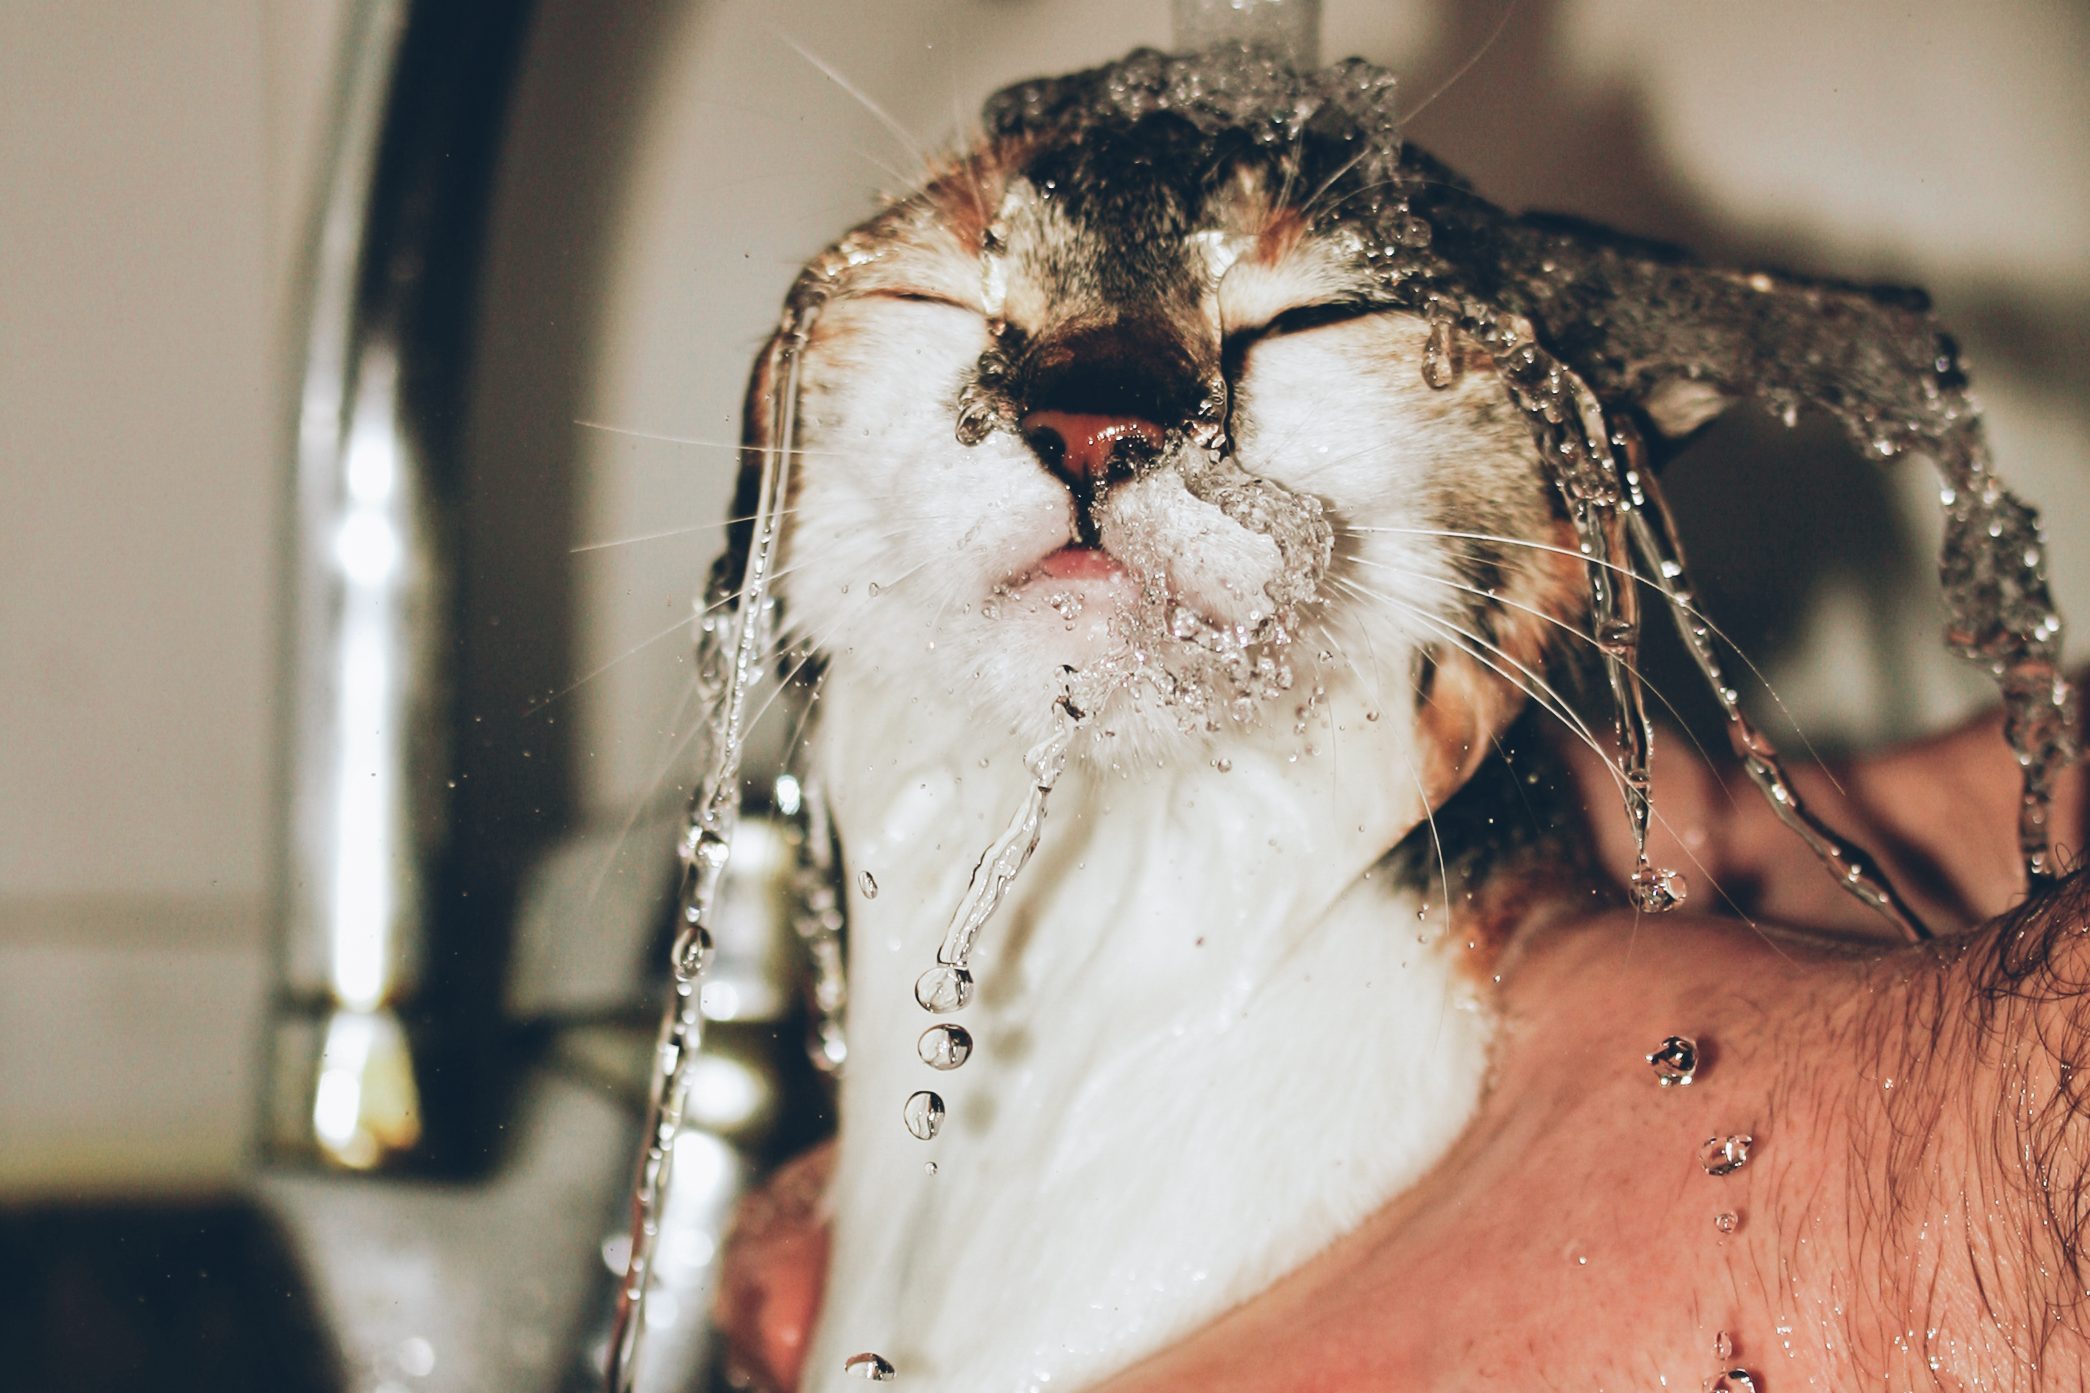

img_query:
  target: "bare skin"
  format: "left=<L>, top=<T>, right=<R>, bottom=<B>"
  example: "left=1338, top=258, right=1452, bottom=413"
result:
left=719, top=696, right=2090, bottom=1391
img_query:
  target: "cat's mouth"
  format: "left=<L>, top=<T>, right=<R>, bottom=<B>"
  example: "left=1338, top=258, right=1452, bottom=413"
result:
left=1036, top=542, right=1126, bottom=582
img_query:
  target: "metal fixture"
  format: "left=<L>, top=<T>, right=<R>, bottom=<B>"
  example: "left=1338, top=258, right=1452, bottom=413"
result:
left=265, top=0, right=536, bottom=1173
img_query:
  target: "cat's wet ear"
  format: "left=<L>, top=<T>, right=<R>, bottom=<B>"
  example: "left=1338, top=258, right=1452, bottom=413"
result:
left=1641, top=375, right=1733, bottom=445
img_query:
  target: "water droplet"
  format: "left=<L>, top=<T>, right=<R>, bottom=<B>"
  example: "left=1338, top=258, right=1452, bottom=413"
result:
left=1629, top=861, right=1687, bottom=912
left=1713, top=1330, right=1735, bottom=1361
left=1646, top=1034, right=1699, bottom=1086
left=1714, top=1211, right=1739, bottom=1234
left=1698, top=1134, right=1753, bottom=1177
left=672, top=925, right=713, bottom=980
left=1421, top=317, right=1458, bottom=389
left=914, top=965, right=975, bottom=1013
left=844, top=1352, right=896, bottom=1381
left=917, top=1024, right=974, bottom=1070
left=866, top=581, right=882, bottom=596
left=1706, top=1370, right=1757, bottom=1393
left=923, top=1160, right=938, bottom=1176
left=903, top=1090, right=945, bottom=1140
left=1213, top=756, right=1232, bottom=773
left=858, top=870, right=878, bottom=900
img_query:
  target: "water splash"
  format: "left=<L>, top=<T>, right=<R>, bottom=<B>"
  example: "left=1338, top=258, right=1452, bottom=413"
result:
left=896, top=681, right=1095, bottom=1136
left=1646, top=1035, right=1699, bottom=1087
left=844, top=1352, right=897, bottom=1381
left=605, top=306, right=814, bottom=1393
left=917, top=1024, right=975, bottom=1070
left=1698, top=1134, right=1753, bottom=1177
left=904, top=1090, right=947, bottom=1141
left=914, top=964, right=977, bottom=1015
left=613, top=42, right=2078, bottom=1389
left=954, top=44, right=2074, bottom=935
left=1625, top=445, right=1930, bottom=939
left=927, top=682, right=1092, bottom=978
left=1457, top=310, right=1677, bottom=912
left=788, top=770, right=851, bottom=1076
left=1630, top=863, right=1688, bottom=914
left=1420, top=312, right=1458, bottom=390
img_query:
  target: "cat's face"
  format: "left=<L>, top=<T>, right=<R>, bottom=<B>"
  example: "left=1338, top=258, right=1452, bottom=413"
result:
left=771, top=98, right=1580, bottom=774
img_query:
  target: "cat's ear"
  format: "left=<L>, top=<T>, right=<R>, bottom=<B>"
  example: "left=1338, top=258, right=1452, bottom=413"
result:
left=1639, top=375, right=1733, bottom=447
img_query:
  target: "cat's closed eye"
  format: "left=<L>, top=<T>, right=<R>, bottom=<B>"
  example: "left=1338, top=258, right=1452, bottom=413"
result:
left=1221, top=299, right=1385, bottom=376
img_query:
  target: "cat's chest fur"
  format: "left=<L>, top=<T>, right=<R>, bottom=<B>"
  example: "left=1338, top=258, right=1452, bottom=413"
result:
left=802, top=670, right=1494, bottom=1393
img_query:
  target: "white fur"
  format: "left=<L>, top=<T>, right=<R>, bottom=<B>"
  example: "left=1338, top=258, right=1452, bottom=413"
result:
left=779, top=281, right=1545, bottom=1392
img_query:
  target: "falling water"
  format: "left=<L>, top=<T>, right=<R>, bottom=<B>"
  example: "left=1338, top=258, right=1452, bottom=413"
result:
left=1425, top=225, right=2078, bottom=906
left=789, top=768, right=852, bottom=1075
left=604, top=322, right=809, bottom=1393
left=1623, top=443, right=1930, bottom=939
left=1457, top=309, right=1681, bottom=913
left=892, top=679, right=1097, bottom=1145
left=915, top=683, right=1091, bottom=1015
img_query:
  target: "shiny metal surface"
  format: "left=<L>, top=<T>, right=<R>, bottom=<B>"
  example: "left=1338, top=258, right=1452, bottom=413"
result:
left=266, top=0, right=537, bottom=1172
left=270, top=0, right=418, bottom=1171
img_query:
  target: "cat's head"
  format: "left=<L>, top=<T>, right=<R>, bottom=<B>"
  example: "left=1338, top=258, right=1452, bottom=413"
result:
left=757, top=49, right=1583, bottom=788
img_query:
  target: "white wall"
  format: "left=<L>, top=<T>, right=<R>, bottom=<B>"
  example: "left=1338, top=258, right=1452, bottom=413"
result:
left=1, top=0, right=351, bottom=1192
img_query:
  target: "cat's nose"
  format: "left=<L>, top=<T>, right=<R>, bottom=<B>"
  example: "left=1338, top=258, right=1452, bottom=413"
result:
left=1019, top=410, right=1165, bottom=486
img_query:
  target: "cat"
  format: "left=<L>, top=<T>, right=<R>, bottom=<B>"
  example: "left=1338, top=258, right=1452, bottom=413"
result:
left=711, top=43, right=2066, bottom=1393
left=719, top=48, right=1585, bottom=1393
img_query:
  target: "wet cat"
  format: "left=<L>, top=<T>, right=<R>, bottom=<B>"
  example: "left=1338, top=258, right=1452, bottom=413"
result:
left=737, top=51, right=1578, bottom=1393
left=708, top=45, right=2070, bottom=1393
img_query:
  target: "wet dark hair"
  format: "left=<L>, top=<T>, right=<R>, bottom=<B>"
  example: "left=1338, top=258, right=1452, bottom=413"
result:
left=1848, top=868, right=2090, bottom=1382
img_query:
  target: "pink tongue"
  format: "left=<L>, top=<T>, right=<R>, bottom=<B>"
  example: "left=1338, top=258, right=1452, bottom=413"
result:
left=1040, top=544, right=1125, bottom=580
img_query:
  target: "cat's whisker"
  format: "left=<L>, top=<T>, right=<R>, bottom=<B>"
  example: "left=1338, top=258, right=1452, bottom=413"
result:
left=1341, top=521, right=1839, bottom=782
left=743, top=552, right=946, bottom=737
left=775, top=653, right=834, bottom=780
left=1346, top=579, right=1766, bottom=935
left=1401, top=0, right=1519, bottom=126
left=571, top=521, right=736, bottom=553
left=523, top=610, right=709, bottom=720
left=573, top=418, right=906, bottom=462
left=1336, top=577, right=1617, bottom=782
left=568, top=509, right=822, bottom=554
left=1347, top=556, right=1741, bottom=805
left=581, top=673, right=707, bottom=920
left=576, top=504, right=979, bottom=558
left=528, top=546, right=859, bottom=719
left=1295, top=142, right=1377, bottom=224
left=776, top=33, right=934, bottom=174
left=846, top=143, right=927, bottom=196
left=939, top=80, right=994, bottom=235
left=1313, top=611, right=1456, bottom=941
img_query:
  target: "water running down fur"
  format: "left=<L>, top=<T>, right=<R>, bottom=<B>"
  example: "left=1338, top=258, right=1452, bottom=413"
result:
left=617, top=44, right=2074, bottom=1393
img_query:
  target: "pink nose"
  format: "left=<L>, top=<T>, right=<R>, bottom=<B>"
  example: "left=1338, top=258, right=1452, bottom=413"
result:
left=1019, top=409, right=1165, bottom=484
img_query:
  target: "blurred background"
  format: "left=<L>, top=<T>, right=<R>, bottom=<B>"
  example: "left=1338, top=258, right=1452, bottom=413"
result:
left=2, top=1, right=2085, bottom=1390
